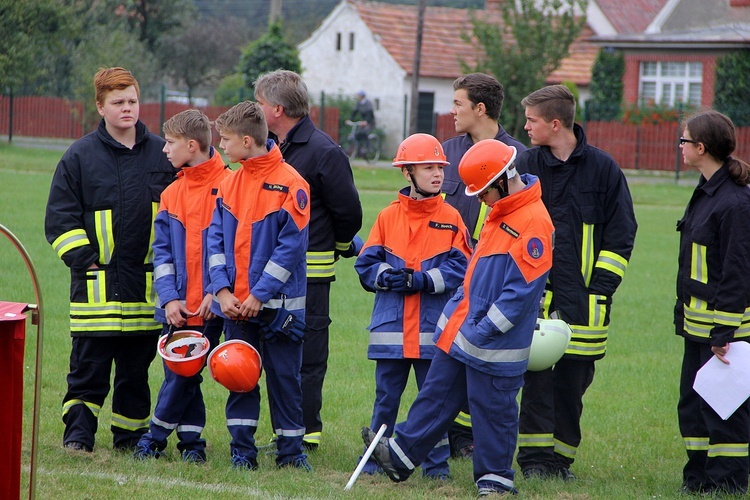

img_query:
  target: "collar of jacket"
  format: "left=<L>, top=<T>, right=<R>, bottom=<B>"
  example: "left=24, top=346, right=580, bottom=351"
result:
left=238, top=141, right=284, bottom=174
left=396, top=186, right=445, bottom=216
left=282, top=115, right=315, bottom=147
left=538, top=122, right=588, bottom=165
left=176, top=147, right=226, bottom=185
left=487, top=174, right=542, bottom=217
left=697, top=162, right=731, bottom=196
left=96, top=118, right=150, bottom=149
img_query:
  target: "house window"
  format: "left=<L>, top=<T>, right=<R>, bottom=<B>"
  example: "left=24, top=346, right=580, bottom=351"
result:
left=349, top=32, right=355, bottom=51
left=639, top=61, right=702, bottom=107
left=336, top=32, right=341, bottom=51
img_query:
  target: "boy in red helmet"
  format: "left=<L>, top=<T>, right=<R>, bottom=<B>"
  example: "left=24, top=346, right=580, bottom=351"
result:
left=355, top=133, right=471, bottom=479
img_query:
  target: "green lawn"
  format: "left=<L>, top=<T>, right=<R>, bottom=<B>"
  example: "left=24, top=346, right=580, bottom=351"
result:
left=1, top=141, right=698, bottom=498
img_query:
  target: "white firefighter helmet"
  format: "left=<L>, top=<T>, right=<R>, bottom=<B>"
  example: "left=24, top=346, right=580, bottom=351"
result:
left=527, top=318, right=572, bottom=371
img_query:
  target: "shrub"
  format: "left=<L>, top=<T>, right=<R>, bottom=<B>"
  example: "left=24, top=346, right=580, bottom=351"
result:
left=621, top=103, right=685, bottom=125
left=587, top=48, right=624, bottom=121
left=714, top=51, right=750, bottom=126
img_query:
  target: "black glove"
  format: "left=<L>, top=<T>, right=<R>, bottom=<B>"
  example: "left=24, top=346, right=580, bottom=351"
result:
left=258, top=308, right=305, bottom=343
left=376, top=268, right=410, bottom=289
left=390, top=269, right=432, bottom=294
left=337, top=235, right=364, bottom=259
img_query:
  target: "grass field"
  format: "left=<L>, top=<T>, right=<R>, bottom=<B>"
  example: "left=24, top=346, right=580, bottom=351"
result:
left=0, top=140, right=700, bottom=498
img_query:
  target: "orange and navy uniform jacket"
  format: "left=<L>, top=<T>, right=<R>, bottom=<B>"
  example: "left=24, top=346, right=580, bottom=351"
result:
left=355, top=187, right=471, bottom=360
left=44, top=119, right=175, bottom=337
left=153, top=148, right=232, bottom=326
left=207, top=141, right=310, bottom=320
left=434, top=174, right=554, bottom=377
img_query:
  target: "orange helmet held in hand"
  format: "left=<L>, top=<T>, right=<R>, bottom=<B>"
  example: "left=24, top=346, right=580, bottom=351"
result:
left=392, top=133, right=449, bottom=167
left=459, top=139, right=517, bottom=196
left=208, top=339, right=262, bottom=392
left=158, top=330, right=211, bottom=378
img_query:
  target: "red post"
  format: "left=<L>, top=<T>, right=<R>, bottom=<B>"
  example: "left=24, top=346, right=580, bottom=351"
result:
left=0, top=301, right=28, bottom=499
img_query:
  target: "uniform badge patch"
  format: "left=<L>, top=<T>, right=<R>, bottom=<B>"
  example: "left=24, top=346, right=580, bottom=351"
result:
left=295, top=189, right=309, bottom=211
left=527, top=237, right=543, bottom=259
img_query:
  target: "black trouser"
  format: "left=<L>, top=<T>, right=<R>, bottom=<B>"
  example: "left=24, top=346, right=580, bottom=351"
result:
left=678, top=338, right=749, bottom=494
left=300, top=282, right=331, bottom=443
left=62, top=335, right=157, bottom=450
left=516, top=357, right=595, bottom=470
left=447, top=403, right=473, bottom=457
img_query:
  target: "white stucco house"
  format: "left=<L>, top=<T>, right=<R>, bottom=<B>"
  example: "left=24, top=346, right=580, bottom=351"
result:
left=297, top=0, right=610, bottom=153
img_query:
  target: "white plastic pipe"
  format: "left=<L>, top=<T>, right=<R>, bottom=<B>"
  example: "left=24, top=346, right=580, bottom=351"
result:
left=344, top=423, right=388, bottom=491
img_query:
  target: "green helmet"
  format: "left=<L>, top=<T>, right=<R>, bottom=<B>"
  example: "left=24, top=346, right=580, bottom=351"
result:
left=527, top=318, right=572, bottom=371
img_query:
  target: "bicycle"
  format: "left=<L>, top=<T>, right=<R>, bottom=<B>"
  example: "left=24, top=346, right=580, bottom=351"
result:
left=343, top=120, right=381, bottom=164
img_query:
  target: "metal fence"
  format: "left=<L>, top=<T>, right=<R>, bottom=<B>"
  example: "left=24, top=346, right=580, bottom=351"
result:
left=0, top=95, right=340, bottom=145
left=433, top=112, right=750, bottom=172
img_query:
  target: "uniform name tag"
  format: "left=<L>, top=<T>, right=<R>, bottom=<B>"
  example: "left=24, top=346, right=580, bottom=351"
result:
left=263, top=183, right=289, bottom=193
left=501, top=222, right=519, bottom=238
left=429, top=221, right=458, bottom=232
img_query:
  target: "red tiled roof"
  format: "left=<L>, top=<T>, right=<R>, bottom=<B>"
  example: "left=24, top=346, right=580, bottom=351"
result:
left=548, top=25, right=600, bottom=86
left=352, top=0, right=597, bottom=86
left=594, top=0, right=669, bottom=34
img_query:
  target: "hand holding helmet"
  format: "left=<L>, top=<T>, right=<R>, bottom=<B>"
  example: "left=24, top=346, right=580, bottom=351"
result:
left=258, top=307, right=305, bottom=343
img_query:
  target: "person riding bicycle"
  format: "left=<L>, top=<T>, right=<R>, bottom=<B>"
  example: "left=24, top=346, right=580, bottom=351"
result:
left=347, top=90, right=375, bottom=155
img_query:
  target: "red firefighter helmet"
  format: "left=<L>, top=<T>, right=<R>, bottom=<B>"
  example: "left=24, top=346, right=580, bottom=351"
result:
left=208, top=339, right=262, bottom=392
left=157, top=330, right=211, bottom=377
left=458, top=139, right=517, bottom=196
left=392, top=133, right=449, bottom=167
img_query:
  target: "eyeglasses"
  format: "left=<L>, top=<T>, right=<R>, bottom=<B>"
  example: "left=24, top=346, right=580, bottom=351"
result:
left=476, top=187, right=493, bottom=200
left=679, top=137, right=698, bottom=145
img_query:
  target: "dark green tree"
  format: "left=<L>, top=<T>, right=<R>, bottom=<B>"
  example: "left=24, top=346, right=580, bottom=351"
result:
left=239, top=21, right=302, bottom=91
left=158, top=16, right=246, bottom=102
left=587, top=48, right=624, bottom=121
left=116, top=0, right=195, bottom=52
left=714, top=50, right=750, bottom=126
left=462, top=0, right=588, bottom=138
left=0, top=0, right=67, bottom=94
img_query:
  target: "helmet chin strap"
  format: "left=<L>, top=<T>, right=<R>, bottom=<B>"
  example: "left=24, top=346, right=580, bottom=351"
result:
left=497, top=167, right=517, bottom=199
left=409, top=171, right=440, bottom=198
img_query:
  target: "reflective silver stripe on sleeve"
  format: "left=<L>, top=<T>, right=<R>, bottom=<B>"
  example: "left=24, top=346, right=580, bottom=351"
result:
left=426, top=268, right=444, bottom=294
left=487, top=304, right=514, bottom=334
left=264, top=260, right=292, bottom=283
left=209, top=254, right=226, bottom=268
left=154, top=263, right=176, bottom=281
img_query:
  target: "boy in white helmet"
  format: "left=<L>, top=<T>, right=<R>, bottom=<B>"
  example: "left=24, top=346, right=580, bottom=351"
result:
left=355, top=133, right=471, bottom=479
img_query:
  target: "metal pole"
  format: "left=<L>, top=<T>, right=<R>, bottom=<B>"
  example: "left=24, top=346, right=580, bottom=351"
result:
left=9, top=87, right=14, bottom=143
left=319, top=91, right=326, bottom=129
left=160, top=84, right=166, bottom=135
left=0, top=224, right=44, bottom=500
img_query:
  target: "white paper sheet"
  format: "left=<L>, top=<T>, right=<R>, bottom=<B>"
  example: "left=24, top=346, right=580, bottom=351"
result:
left=693, top=341, right=750, bottom=420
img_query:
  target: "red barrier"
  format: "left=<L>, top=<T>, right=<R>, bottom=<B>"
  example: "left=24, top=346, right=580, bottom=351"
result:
left=0, top=302, right=28, bottom=500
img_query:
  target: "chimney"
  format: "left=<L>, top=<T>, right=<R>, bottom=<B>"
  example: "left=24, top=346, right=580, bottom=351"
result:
left=486, top=0, right=501, bottom=10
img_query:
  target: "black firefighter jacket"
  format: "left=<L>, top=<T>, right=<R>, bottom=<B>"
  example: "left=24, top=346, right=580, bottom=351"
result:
left=45, top=119, right=175, bottom=337
left=517, top=124, right=637, bottom=360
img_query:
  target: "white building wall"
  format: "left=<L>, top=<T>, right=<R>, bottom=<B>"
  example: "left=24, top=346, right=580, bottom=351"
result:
left=299, top=2, right=408, bottom=154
